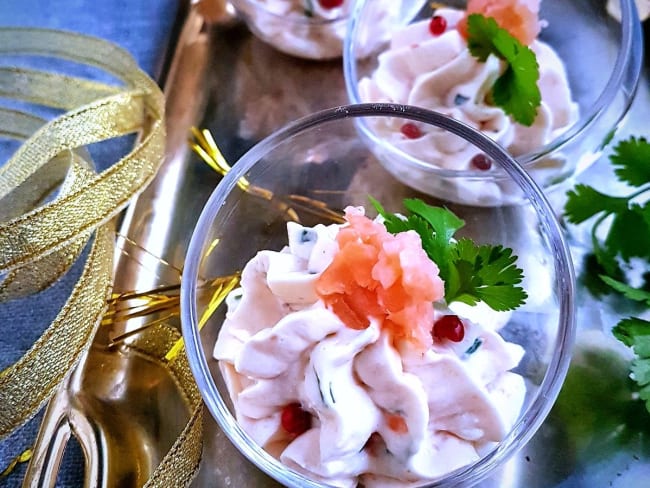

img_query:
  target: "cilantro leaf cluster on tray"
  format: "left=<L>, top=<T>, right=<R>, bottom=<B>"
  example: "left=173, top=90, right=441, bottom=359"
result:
left=565, top=136, right=650, bottom=413
left=371, top=196, right=527, bottom=312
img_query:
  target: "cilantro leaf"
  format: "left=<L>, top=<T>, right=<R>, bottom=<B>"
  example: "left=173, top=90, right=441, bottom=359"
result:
left=642, top=203, right=650, bottom=229
left=452, top=238, right=527, bottom=311
left=613, top=317, right=650, bottom=350
left=594, top=246, right=624, bottom=280
left=492, top=62, right=540, bottom=127
left=372, top=197, right=527, bottom=311
left=604, top=204, right=650, bottom=261
left=610, top=137, right=650, bottom=187
left=612, top=317, right=650, bottom=414
left=491, top=41, right=541, bottom=127
left=564, top=135, right=650, bottom=294
left=466, top=13, right=541, bottom=126
left=402, top=198, right=465, bottom=241
left=564, top=184, right=629, bottom=224
left=600, top=276, right=650, bottom=305
left=369, top=195, right=410, bottom=234
left=564, top=134, right=650, bottom=416
left=402, top=197, right=464, bottom=278
left=632, top=358, right=650, bottom=386
left=474, top=243, right=525, bottom=288
left=578, top=253, right=622, bottom=298
left=476, top=284, right=528, bottom=311
left=466, top=13, right=500, bottom=62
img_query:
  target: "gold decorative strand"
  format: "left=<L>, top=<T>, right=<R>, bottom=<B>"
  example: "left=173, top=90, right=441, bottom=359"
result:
left=429, top=2, right=447, bottom=10
left=189, top=127, right=345, bottom=224
left=0, top=448, right=32, bottom=479
left=116, top=232, right=183, bottom=280
left=165, top=273, right=241, bottom=361
left=104, top=284, right=182, bottom=327
left=99, top=126, right=347, bottom=364
left=103, top=271, right=240, bottom=357
left=190, top=127, right=257, bottom=194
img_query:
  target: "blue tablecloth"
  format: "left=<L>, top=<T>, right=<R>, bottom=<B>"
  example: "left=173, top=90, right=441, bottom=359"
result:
left=0, top=1, right=180, bottom=485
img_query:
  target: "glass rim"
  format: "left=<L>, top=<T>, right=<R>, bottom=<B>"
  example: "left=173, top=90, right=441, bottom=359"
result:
left=343, top=0, right=643, bottom=174
left=231, top=0, right=349, bottom=26
left=180, top=103, right=577, bottom=487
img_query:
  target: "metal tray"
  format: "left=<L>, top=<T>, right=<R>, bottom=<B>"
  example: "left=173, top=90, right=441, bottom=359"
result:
left=125, top=2, right=650, bottom=486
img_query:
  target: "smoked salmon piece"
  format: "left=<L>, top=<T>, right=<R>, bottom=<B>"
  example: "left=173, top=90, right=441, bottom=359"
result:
left=316, top=207, right=444, bottom=347
left=457, top=0, right=541, bottom=46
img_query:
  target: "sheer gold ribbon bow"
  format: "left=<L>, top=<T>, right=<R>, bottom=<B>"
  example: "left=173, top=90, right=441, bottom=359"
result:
left=0, top=29, right=201, bottom=486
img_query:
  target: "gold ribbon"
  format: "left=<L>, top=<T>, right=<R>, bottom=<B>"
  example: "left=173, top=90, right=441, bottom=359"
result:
left=0, top=109, right=91, bottom=300
left=0, top=29, right=201, bottom=486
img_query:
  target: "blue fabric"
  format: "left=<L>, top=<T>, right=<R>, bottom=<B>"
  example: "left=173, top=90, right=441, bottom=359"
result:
left=0, top=1, right=180, bottom=485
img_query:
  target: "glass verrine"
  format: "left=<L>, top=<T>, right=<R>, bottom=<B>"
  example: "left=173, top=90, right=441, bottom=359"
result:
left=343, top=0, right=643, bottom=206
left=181, top=104, right=576, bottom=487
left=229, top=0, right=409, bottom=60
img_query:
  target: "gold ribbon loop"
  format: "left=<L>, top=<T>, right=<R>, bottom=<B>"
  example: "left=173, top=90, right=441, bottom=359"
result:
left=0, top=222, right=114, bottom=432
left=0, top=156, right=93, bottom=300
left=0, top=29, right=164, bottom=437
left=0, top=67, right=123, bottom=111
left=0, top=91, right=162, bottom=272
left=1, top=28, right=202, bottom=488
left=0, top=108, right=93, bottom=300
left=0, top=28, right=150, bottom=88
left=0, top=108, right=46, bottom=142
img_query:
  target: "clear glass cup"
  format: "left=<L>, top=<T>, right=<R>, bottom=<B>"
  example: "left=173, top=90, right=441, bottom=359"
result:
left=343, top=0, right=643, bottom=206
left=228, top=0, right=417, bottom=61
left=181, top=104, right=576, bottom=487
left=228, top=0, right=353, bottom=60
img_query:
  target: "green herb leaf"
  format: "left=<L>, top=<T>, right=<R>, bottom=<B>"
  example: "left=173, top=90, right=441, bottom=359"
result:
left=466, top=13, right=541, bottom=126
left=565, top=184, right=629, bottom=224
left=372, top=197, right=527, bottom=311
left=612, top=317, right=650, bottom=414
left=600, top=276, right=650, bottom=305
left=613, top=317, right=650, bottom=350
left=578, top=253, right=622, bottom=298
left=564, top=136, right=650, bottom=286
left=452, top=238, right=527, bottom=311
left=466, top=13, right=500, bottom=62
left=369, top=196, right=410, bottom=233
left=594, top=246, right=623, bottom=279
left=402, top=198, right=465, bottom=241
left=565, top=135, right=650, bottom=417
left=604, top=204, right=650, bottom=262
left=610, top=137, right=650, bottom=187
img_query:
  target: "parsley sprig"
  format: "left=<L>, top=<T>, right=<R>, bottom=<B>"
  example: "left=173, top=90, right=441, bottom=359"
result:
left=565, top=136, right=650, bottom=413
left=370, top=197, right=527, bottom=311
left=465, top=14, right=541, bottom=126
